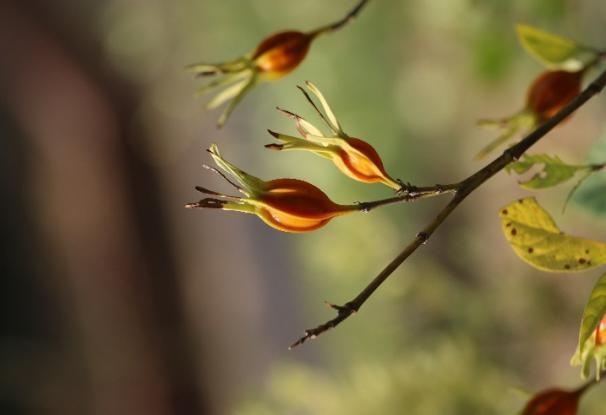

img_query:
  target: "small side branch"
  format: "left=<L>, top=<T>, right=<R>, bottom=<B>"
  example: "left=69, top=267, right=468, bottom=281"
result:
left=290, top=67, right=606, bottom=349
left=356, top=182, right=460, bottom=212
left=311, top=0, right=372, bottom=36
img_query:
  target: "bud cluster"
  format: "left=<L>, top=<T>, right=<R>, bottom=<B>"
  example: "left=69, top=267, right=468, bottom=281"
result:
left=186, top=84, right=402, bottom=233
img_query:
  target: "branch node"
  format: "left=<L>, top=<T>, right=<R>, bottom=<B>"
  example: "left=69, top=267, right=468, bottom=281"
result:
left=503, top=148, right=519, bottom=162
left=396, top=180, right=419, bottom=198
left=355, top=201, right=371, bottom=213
left=325, top=300, right=358, bottom=313
left=289, top=301, right=358, bottom=349
left=416, top=232, right=429, bottom=245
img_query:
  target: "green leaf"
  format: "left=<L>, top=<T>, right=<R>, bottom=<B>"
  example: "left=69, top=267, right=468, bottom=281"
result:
left=578, top=273, right=606, bottom=353
left=571, top=272, right=606, bottom=379
left=499, top=197, right=606, bottom=272
left=573, top=133, right=606, bottom=218
left=516, top=24, right=596, bottom=71
left=505, top=154, right=585, bottom=189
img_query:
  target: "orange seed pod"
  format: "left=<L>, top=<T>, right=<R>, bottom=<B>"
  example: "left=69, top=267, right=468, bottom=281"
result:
left=252, top=31, right=315, bottom=80
left=527, top=70, right=583, bottom=122
left=267, top=82, right=401, bottom=190
left=252, top=178, right=354, bottom=232
left=476, top=69, right=584, bottom=159
left=185, top=144, right=357, bottom=233
left=186, top=0, right=371, bottom=127
left=521, top=388, right=583, bottom=415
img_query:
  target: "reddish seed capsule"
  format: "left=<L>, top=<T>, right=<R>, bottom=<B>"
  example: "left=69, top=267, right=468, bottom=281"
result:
left=526, top=70, right=582, bottom=122
left=185, top=144, right=357, bottom=233
left=253, top=178, right=354, bottom=232
left=476, top=69, right=584, bottom=159
left=253, top=31, right=315, bottom=80
left=267, top=82, right=401, bottom=190
left=186, top=0, right=371, bottom=127
left=521, top=388, right=582, bottom=415
left=334, top=137, right=396, bottom=185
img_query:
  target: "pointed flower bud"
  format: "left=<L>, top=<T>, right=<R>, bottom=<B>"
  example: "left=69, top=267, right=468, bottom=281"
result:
left=476, top=69, right=583, bottom=159
left=527, top=70, right=583, bottom=122
left=252, top=31, right=316, bottom=80
left=266, top=81, right=401, bottom=190
left=185, top=144, right=358, bottom=233
left=186, top=0, right=371, bottom=128
left=520, top=387, right=586, bottom=415
left=186, top=29, right=316, bottom=128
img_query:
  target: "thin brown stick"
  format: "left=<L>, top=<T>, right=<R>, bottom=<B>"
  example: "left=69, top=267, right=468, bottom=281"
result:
left=355, top=183, right=460, bottom=212
left=289, top=67, right=606, bottom=349
left=310, top=0, right=372, bottom=37
left=574, top=373, right=604, bottom=395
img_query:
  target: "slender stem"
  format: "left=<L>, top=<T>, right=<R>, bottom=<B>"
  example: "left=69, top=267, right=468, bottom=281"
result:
left=310, top=0, right=372, bottom=37
left=357, top=183, right=460, bottom=212
left=575, top=371, right=605, bottom=395
left=289, top=67, right=606, bottom=349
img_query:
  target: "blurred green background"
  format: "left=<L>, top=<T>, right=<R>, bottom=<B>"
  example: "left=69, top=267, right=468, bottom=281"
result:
left=1, top=0, right=606, bottom=414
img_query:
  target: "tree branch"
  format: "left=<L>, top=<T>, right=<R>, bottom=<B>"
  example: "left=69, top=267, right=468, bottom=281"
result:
left=289, top=67, right=606, bottom=349
left=311, top=0, right=372, bottom=36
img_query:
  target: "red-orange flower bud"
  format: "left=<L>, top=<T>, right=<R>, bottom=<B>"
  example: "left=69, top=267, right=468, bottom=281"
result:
left=266, top=82, right=401, bottom=190
left=185, top=144, right=357, bottom=233
left=185, top=0, right=371, bottom=127
left=476, top=69, right=584, bottom=159
left=521, top=388, right=581, bottom=415
left=250, top=178, right=353, bottom=232
left=526, top=70, right=582, bottom=122
left=252, top=31, right=315, bottom=80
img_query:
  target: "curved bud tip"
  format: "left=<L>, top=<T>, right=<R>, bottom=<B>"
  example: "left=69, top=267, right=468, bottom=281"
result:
left=185, top=198, right=227, bottom=209
left=194, top=186, right=225, bottom=197
left=265, top=143, right=284, bottom=150
left=267, top=129, right=281, bottom=139
left=184, top=63, right=220, bottom=76
left=276, top=107, right=299, bottom=119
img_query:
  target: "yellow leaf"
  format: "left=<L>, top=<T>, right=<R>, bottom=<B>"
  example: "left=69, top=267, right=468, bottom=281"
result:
left=516, top=24, right=595, bottom=71
left=499, top=197, right=606, bottom=272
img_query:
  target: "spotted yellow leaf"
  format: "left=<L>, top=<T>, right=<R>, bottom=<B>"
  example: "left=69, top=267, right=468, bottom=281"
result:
left=499, top=197, right=606, bottom=272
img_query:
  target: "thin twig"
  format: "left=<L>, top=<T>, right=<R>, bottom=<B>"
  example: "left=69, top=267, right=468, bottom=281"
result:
left=356, top=183, right=460, bottom=212
left=575, top=374, right=602, bottom=395
left=310, top=0, right=372, bottom=37
left=290, top=67, right=606, bottom=349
